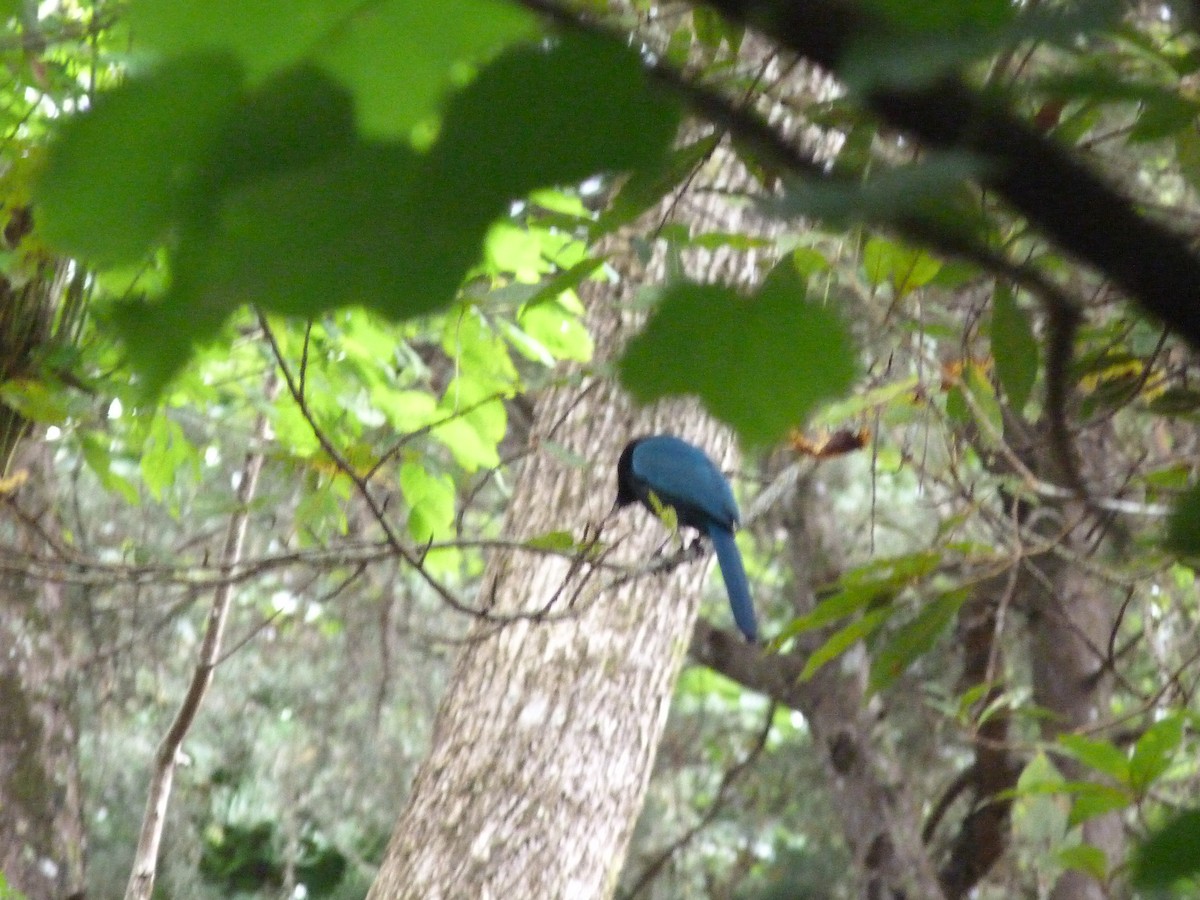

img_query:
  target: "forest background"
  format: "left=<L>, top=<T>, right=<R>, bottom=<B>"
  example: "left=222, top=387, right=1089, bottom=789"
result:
left=6, top=0, right=1200, bottom=898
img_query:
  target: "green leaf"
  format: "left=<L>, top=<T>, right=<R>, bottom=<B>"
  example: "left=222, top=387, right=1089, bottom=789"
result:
left=205, top=64, right=359, bottom=194
left=1057, top=844, right=1109, bottom=882
left=619, top=258, right=857, bottom=446
left=109, top=32, right=679, bottom=393
left=433, top=379, right=507, bottom=472
left=294, top=478, right=349, bottom=539
left=140, top=414, right=198, bottom=502
left=777, top=153, right=986, bottom=230
left=78, top=433, right=140, bottom=505
left=518, top=301, right=593, bottom=363
left=991, top=284, right=1039, bottom=413
left=526, top=530, right=578, bottom=552
left=1134, top=809, right=1200, bottom=889
left=1165, top=482, right=1200, bottom=557
left=1129, top=714, right=1184, bottom=793
left=1146, top=387, right=1200, bottom=416
left=862, top=0, right=1013, bottom=33
left=0, top=379, right=71, bottom=425
left=35, top=53, right=244, bottom=265
left=128, top=0, right=359, bottom=79
left=945, top=360, right=1002, bottom=441
left=676, top=666, right=746, bottom=702
left=799, top=608, right=893, bottom=682
left=484, top=222, right=574, bottom=281
left=692, top=6, right=726, bottom=50
left=862, top=237, right=942, bottom=297
left=1177, top=125, right=1200, bottom=196
left=1057, top=733, right=1130, bottom=785
left=868, top=588, right=968, bottom=693
left=316, top=0, right=537, bottom=138
left=780, top=585, right=888, bottom=638
left=844, top=0, right=1120, bottom=90
left=399, top=461, right=456, bottom=543
left=596, top=132, right=720, bottom=236
left=443, top=309, right=518, bottom=393
left=373, top=389, right=438, bottom=434
left=270, top=397, right=322, bottom=459
left=782, top=549, right=942, bottom=640
left=132, top=0, right=536, bottom=135
left=1067, top=782, right=1131, bottom=828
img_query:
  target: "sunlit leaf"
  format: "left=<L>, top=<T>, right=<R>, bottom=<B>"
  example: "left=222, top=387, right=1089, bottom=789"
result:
left=373, top=389, right=439, bottom=434
left=526, top=530, right=578, bottom=552
left=399, top=461, right=456, bottom=543
left=129, top=0, right=357, bottom=78
left=140, top=414, right=198, bottom=503
left=518, top=301, right=593, bottom=363
left=317, top=0, right=537, bottom=137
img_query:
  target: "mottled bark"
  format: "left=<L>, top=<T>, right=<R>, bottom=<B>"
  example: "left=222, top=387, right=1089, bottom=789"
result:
left=1030, top=556, right=1121, bottom=900
left=367, top=255, right=732, bottom=898
left=1018, top=416, right=1123, bottom=900
left=0, top=446, right=87, bottom=900
left=0, top=238, right=87, bottom=898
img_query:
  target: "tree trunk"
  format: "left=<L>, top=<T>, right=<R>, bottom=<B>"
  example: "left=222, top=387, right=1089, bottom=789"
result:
left=1022, top=417, right=1123, bottom=900
left=0, top=444, right=87, bottom=900
left=367, top=264, right=731, bottom=897
left=0, top=243, right=87, bottom=899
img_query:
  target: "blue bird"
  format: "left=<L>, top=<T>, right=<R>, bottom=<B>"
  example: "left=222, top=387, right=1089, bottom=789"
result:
left=614, top=434, right=757, bottom=643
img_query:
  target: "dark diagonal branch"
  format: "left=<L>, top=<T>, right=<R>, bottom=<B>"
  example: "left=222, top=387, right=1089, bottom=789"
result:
left=698, top=0, right=1200, bottom=349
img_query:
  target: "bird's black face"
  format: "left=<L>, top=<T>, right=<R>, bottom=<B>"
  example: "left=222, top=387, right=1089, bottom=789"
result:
left=614, top=437, right=645, bottom=508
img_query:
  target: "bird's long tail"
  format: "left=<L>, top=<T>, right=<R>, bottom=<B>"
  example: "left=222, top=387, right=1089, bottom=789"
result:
left=707, top=524, right=757, bottom=643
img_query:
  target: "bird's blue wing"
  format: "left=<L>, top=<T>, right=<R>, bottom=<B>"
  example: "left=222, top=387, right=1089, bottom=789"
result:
left=631, top=435, right=739, bottom=527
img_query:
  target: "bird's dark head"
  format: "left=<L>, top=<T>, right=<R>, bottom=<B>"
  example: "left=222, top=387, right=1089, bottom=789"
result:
left=614, top=436, right=647, bottom=508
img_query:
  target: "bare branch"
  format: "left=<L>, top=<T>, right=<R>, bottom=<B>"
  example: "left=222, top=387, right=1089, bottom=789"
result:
left=124, top=379, right=277, bottom=900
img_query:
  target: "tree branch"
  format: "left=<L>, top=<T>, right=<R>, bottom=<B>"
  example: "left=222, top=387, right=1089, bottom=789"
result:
left=699, top=0, right=1200, bottom=349
left=123, top=380, right=277, bottom=900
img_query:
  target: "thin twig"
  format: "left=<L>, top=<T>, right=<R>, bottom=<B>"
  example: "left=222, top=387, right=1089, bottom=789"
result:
left=620, top=703, right=776, bottom=899
left=124, top=377, right=278, bottom=900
